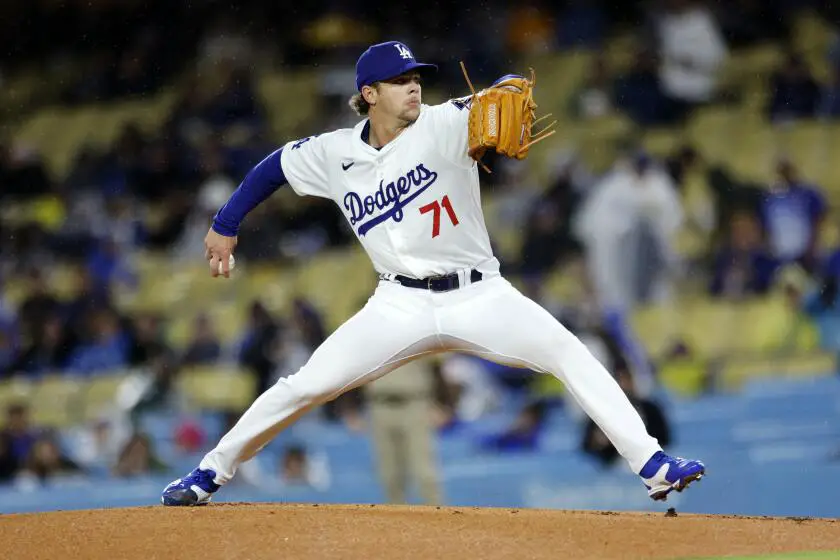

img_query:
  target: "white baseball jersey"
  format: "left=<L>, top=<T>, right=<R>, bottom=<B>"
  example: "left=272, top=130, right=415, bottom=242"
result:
left=279, top=100, right=500, bottom=279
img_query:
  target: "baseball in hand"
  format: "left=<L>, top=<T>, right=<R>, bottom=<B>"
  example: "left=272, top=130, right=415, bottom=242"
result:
left=217, top=254, right=236, bottom=274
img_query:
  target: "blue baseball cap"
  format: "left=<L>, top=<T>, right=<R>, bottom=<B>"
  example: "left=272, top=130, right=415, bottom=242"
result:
left=355, top=41, right=437, bottom=91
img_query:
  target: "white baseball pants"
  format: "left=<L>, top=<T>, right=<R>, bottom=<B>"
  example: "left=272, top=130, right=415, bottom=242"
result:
left=200, top=275, right=662, bottom=483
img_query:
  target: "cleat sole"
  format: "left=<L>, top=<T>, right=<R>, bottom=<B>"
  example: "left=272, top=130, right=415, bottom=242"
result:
left=650, top=469, right=706, bottom=502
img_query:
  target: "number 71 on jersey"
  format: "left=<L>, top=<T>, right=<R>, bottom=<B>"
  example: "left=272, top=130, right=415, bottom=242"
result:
left=419, top=195, right=459, bottom=238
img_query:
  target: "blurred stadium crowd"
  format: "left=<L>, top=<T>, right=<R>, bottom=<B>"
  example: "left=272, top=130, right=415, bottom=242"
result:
left=2, top=0, right=840, bottom=496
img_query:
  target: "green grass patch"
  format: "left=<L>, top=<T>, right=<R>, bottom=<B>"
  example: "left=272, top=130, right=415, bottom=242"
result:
left=687, top=551, right=840, bottom=560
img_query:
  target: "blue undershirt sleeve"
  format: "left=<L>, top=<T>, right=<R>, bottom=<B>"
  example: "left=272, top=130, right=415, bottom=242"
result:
left=211, top=148, right=287, bottom=236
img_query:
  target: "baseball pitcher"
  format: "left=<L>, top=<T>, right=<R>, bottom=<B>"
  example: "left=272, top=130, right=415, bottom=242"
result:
left=161, top=41, right=705, bottom=506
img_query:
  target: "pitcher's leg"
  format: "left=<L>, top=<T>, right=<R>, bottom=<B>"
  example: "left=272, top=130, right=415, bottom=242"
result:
left=439, top=278, right=660, bottom=474
left=201, top=316, right=438, bottom=485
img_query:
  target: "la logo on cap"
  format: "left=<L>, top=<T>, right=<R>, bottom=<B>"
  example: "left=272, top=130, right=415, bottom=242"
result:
left=394, top=43, right=413, bottom=60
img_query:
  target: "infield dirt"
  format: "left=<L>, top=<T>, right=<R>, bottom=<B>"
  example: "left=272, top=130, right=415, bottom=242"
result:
left=2, top=503, right=839, bottom=559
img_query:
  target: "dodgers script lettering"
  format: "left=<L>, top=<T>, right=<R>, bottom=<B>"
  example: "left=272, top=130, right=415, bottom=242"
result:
left=343, top=163, right=439, bottom=236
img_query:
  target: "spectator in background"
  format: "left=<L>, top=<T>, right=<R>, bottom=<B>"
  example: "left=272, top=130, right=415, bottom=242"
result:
left=571, top=55, right=614, bottom=120
left=126, top=313, right=166, bottom=367
left=182, top=313, right=222, bottom=366
left=0, top=432, right=16, bottom=482
left=65, top=308, right=129, bottom=375
left=0, top=329, right=15, bottom=377
left=574, top=152, right=683, bottom=311
left=166, top=76, right=215, bottom=147
left=112, top=432, right=167, bottom=477
left=197, top=14, right=255, bottom=72
left=664, top=144, right=700, bottom=192
left=705, top=164, right=765, bottom=240
left=67, top=417, right=124, bottom=473
left=133, top=138, right=189, bottom=201
left=15, top=432, right=82, bottom=487
left=63, top=125, right=144, bottom=199
left=11, top=312, right=72, bottom=375
left=59, top=266, right=113, bottom=350
left=127, top=348, right=181, bottom=423
left=274, top=297, right=325, bottom=385
left=239, top=301, right=282, bottom=398
left=768, top=53, right=821, bottom=123
left=291, top=297, right=326, bottom=351
left=760, top=158, right=826, bottom=274
left=581, top=363, right=671, bottom=468
left=818, top=62, right=840, bottom=119
left=614, top=47, right=677, bottom=126
left=653, top=0, right=727, bottom=120
left=203, top=66, right=266, bottom=135
left=518, top=152, right=586, bottom=280
left=16, top=269, right=60, bottom=343
left=278, top=444, right=331, bottom=491
left=0, top=284, right=18, bottom=374
left=172, top=143, right=236, bottom=260
left=714, top=0, right=789, bottom=48
left=556, top=0, right=606, bottom=49
left=0, top=141, right=53, bottom=200
left=367, top=358, right=442, bottom=505
left=1, top=404, right=37, bottom=474
left=85, top=238, right=137, bottom=294
left=710, top=211, right=780, bottom=298
left=438, top=353, right=503, bottom=423
left=519, top=202, right=572, bottom=279
left=479, top=401, right=548, bottom=452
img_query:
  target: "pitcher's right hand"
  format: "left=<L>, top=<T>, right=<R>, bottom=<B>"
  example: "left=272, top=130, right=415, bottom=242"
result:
left=205, top=228, right=238, bottom=278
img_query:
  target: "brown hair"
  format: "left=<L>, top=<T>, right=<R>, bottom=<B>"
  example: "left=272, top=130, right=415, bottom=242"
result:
left=348, top=83, right=379, bottom=116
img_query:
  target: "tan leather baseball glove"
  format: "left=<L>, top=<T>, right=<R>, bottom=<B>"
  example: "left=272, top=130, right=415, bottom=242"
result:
left=461, top=63, right=556, bottom=170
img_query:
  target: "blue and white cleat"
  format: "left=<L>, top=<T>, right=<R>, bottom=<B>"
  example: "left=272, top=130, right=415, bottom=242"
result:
left=161, top=468, right=221, bottom=506
left=639, top=451, right=705, bottom=501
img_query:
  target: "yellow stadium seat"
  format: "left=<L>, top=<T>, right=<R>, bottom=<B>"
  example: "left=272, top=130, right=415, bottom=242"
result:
left=658, top=357, right=710, bottom=397
left=82, top=373, right=131, bottom=422
left=718, top=43, right=784, bottom=110
left=641, top=128, right=683, bottom=157
left=630, top=292, right=819, bottom=364
left=29, top=374, right=84, bottom=428
left=602, top=32, right=641, bottom=75
left=531, top=372, right=566, bottom=399
left=733, top=296, right=819, bottom=356
left=630, top=303, right=680, bottom=359
left=177, top=365, right=257, bottom=412
left=791, top=10, right=836, bottom=63
left=687, top=107, right=745, bottom=170
left=258, top=71, right=321, bottom=138
left=0, top=378, right=35, bottom=428
left=292, top=248, right=376, bottom=328
left=720, top=353, right=836, bottom=390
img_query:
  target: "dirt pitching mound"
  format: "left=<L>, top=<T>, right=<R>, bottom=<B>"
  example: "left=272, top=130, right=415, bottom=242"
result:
left=2, top=503, right=839, bottom=559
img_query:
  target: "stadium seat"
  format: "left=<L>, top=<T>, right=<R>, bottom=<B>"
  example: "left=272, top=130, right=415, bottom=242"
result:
left=81, top=373, right=132, bottom=422
left=0, top=378, right=35, bottom=427
left=177, top=365, right=257, bottom=412
left=28, top=374, right=84, bottom=428
left=719, top=354, right=837, bottom=390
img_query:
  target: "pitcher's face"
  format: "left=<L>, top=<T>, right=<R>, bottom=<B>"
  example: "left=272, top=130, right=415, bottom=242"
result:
left=368, top=71, right=422, bottom=124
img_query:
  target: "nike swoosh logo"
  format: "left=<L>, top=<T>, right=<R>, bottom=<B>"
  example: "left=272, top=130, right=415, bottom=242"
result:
left=342, top=161, right=355, bottom=171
